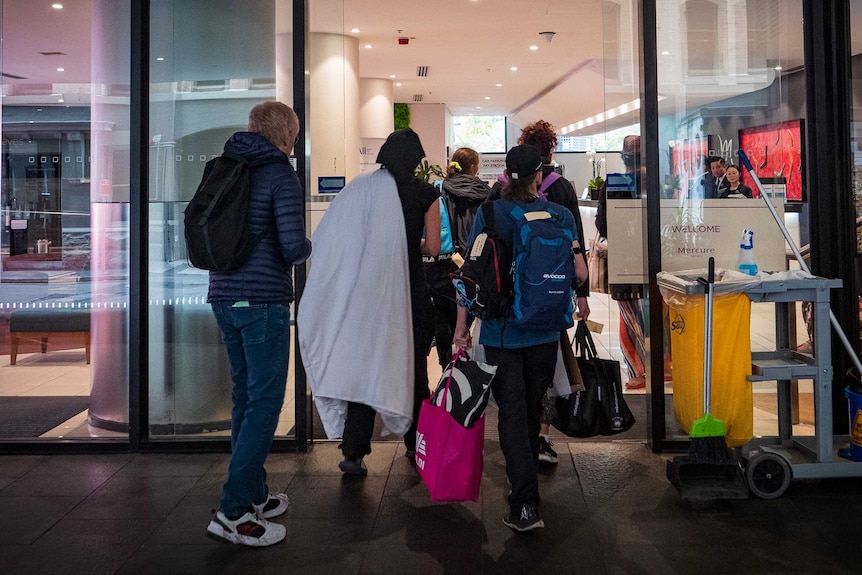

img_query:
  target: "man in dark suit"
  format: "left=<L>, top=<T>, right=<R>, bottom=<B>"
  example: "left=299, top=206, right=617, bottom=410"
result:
left=698, top=155, right=727, bottom=199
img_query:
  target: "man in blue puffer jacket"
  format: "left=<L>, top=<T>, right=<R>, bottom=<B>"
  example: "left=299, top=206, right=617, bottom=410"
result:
left=206, top=102, right=311, bottom=547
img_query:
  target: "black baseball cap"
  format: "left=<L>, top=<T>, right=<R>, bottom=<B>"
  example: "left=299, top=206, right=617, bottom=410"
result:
left=505, top=144, right=543, bottom=180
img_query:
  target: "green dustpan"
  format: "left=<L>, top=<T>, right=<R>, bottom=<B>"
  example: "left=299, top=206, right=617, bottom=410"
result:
left=690, top=412, right=727, bottom=438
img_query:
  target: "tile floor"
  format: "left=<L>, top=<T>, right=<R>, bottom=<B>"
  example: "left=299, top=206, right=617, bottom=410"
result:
left=2, top=438, right=861, bottom=574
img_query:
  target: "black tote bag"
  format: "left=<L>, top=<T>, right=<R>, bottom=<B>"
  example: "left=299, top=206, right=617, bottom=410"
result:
left=553, top=322, right=635, bottom=437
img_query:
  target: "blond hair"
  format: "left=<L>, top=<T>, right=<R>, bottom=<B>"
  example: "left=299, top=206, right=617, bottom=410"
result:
left=247, top=102, right=299, bottom=148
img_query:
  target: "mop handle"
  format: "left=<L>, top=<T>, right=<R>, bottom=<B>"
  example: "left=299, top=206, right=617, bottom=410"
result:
left=738, top=150, right=862, bottom=376
left=697, top=258, right=715, bottom=415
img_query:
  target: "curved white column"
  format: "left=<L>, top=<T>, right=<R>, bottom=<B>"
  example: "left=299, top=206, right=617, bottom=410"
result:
left=309, top=32, right=360, bottom=189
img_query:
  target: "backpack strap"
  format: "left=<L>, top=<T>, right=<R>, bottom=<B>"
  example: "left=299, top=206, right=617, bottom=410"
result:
left=538, top=172, right=561, bottom=197
left=481, top=201, right=497, bottom=232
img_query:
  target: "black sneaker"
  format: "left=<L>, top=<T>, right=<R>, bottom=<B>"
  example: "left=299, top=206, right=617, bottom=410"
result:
left=338, top=458, right=368, bottom=476
left=503, top=503, right=545, bottom=532
left=538, top=436, right=558, bottom=464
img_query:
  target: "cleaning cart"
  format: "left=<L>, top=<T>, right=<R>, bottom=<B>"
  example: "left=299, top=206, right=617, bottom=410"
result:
left=730, top=149, right=862, bottom=498
left=738, top=274, right=862, bottom=498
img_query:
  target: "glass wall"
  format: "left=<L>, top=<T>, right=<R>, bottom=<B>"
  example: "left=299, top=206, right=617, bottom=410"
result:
left=0, top=0, right=130, bottom=442
left=852, top=1, right=862, bottom=336
left=655, top=0, right=808, bottom=447
left=147, top=0, right=300, bottom=439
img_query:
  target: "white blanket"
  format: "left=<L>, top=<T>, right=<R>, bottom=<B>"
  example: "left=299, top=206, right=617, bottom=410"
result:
left=298, top=169, right=414, bottom=438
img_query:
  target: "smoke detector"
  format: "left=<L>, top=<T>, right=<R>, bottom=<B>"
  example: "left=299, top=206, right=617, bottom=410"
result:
left=539, top=31, right=556, bottom=43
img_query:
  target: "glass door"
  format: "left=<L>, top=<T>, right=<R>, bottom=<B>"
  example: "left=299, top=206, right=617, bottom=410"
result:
left=0, top=0, right=131, bottom=444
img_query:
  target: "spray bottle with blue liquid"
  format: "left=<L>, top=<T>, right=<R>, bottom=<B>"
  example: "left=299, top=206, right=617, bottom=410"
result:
left=737, top=229, right=758, bottom=276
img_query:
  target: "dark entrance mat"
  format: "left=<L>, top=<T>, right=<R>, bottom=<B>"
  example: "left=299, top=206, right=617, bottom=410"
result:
left=0, top=396, right=90, bottom=438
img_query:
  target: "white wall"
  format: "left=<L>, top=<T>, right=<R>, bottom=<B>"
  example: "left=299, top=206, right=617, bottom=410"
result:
left=408, top=103, right=448, bottom=172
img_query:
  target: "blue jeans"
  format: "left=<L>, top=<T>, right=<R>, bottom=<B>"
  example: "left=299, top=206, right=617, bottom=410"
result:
left=212, top=301, right=290, bottom=519
left=485, top=341, right=557, bottom=514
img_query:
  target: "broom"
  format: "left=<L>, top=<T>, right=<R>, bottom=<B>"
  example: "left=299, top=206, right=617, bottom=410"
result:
left=688, top=257, right=736, bottom=463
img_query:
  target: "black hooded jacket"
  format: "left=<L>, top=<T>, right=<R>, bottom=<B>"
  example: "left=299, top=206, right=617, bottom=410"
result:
left=376, top=129, right=440, bottom=335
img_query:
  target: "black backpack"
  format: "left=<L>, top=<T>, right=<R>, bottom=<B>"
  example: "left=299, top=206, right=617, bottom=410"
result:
left=450, top=202, right=513, bottom=320
left=184, top=152, right=283, bottom=272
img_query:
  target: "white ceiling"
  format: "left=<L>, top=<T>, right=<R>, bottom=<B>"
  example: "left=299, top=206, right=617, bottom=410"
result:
left=317, top=0, right=625, bottom=133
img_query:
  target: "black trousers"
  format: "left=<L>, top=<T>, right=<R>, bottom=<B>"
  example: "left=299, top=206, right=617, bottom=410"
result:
left=485, top=341, right=557, bottom=514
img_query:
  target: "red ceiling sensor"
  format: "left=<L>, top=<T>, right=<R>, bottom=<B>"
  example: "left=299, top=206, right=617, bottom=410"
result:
left=398, top=37, right=409, bottom=45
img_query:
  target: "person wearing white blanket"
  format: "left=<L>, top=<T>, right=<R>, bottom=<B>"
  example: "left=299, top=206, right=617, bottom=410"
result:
left=299, top=129, right=441, bottom=475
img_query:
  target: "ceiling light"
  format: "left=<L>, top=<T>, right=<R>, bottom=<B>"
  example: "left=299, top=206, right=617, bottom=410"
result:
left=661, top=51, right=670, bottom=56
left=156, top=57, right=165, bottom=61
left=495, top=83, right=502, bottom=87
left=389, top=75, right=396, bottom=78
left=510, top=66, right=517, bottom=71
left=395, top=82, right=402, bottom=86
left=351, top=28, right=361, bottom=33
left=530, top=45, right=538, bottom=51
left=539, top=31, right=556, bottom=43
left=774, top=65, right=783, bottom=71
left=484, top=96, right=490, bottom=100
left=52, top=3, right=63, bottom=9
left=56, top=67, right=64, bottom=72
left=364, top=44, right=372, bottom=49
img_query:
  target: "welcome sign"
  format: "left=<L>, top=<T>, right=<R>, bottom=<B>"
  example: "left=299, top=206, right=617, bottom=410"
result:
left=606, top=198, right=787, bottom=284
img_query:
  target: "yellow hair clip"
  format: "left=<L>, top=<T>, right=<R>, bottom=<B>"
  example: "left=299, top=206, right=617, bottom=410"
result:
left=449, top=161, right=462, bottom=172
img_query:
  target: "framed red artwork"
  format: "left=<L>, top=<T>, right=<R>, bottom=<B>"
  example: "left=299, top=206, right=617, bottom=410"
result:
left=738, top=119, right=805, bottom=201
left=670, top=136, right=711, bottom=180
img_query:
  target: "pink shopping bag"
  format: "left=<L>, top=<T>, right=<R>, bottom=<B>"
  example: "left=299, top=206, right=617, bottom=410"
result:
left=415, top=398, right=485, bottom=502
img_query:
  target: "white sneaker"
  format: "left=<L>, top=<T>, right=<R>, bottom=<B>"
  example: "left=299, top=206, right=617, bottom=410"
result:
left=206, top=511, right=286, bottom=547
left=253, top=492, right=289, bottom=519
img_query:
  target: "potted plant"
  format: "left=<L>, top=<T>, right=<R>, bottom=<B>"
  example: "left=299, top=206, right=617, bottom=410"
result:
left=586, top=151, right=606, bottom=200
left=415, top=160, right=445, bottom=183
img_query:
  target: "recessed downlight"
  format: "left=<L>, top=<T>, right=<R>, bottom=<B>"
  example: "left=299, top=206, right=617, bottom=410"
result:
left=529, top=45, right=538, bottom=51
left=156, top=57, right=165, bottom=61
left=510, top=66, right=518, bottom=71
left=364, top=44, right=372, bottom=49
left=56, top=67, right=64, bottom=72
left=351, top=28, right=361, bottom=33
left=495, top=83, right=502, bottom=87
left=52, top=3, right=63, bottom=9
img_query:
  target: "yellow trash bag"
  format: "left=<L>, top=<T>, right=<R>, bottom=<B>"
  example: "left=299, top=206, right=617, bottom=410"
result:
left=667, top=292, right=753, bottom=447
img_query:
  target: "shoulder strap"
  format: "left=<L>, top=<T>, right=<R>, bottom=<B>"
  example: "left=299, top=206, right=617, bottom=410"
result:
left=481, top=201, right=496, bottom=231
left=538, top=172, right=561, bottom=195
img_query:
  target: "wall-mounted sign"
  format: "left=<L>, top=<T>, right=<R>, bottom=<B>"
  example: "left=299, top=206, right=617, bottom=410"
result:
left=318, top=176, right=345, bottom=194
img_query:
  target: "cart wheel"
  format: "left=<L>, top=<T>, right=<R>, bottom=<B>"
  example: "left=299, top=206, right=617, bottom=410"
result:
left=746, top=452, right=791, bottom=499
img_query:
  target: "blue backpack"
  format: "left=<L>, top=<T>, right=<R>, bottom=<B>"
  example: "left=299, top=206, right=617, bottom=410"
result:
left=505, top=200, right=576, bottom=331
left=434, top=180, right=455, bottom=255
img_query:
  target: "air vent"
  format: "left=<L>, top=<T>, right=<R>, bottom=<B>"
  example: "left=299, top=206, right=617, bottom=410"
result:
left=413, top=94, right=424, bottom=102
left=39, top=51, right=67, bottom=56
left=1, top=72, right=28, bottom=80
left=416, top=66, right=429, bottom=77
